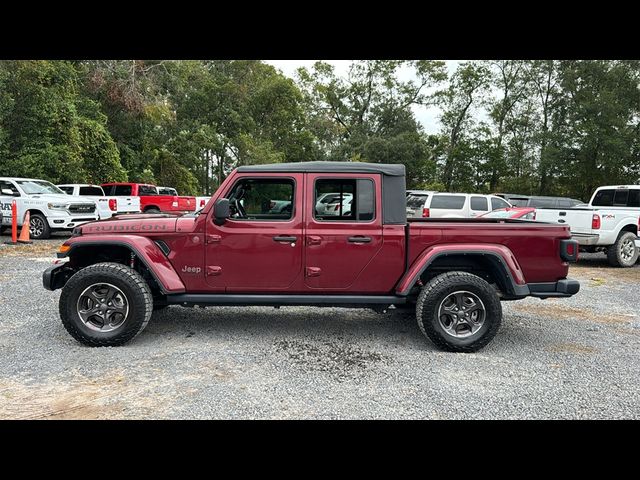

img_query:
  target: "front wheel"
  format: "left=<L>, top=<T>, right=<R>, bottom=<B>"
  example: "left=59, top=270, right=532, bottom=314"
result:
left=59, top=262, right=153, bottom=346
left=30, top=213, right=51, bottom=240
left=606, top=231, right=639, bottom=267
left=416, top=271, right=502, bottom=352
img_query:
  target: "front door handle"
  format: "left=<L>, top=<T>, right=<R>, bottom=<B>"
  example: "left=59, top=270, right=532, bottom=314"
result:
left=273, top=236, right=297, bottom=243
left=348, top=236, right=372, bottom=243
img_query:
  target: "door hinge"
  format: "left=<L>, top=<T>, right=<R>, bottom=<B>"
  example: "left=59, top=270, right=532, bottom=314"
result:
left=305, top=267, right=321, bottom=277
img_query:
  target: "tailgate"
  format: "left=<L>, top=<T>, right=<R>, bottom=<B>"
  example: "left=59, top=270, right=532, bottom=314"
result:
left=115, top=196, right=141, bottom=213
left=535, top=208, right=594, bottom=234
left=178, top=196, right=196, bottom=211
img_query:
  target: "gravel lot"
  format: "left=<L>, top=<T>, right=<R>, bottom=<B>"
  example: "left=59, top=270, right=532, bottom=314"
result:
left=0, top=233, right=638, bottom=419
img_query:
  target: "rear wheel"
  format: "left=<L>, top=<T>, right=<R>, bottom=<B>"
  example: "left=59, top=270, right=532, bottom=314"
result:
left=416, top=271, right=502, bottom=352
left=30, top=213, right=51, bottom=240
left=145, top=207, right=161, bottom=214
left=59, top=262, right=153, bottom=346
left=607, top=231, right=639, bottom=267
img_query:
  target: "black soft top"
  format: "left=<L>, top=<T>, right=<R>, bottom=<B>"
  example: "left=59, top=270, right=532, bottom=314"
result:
left=236, top=161, right=407, bottom=225
left=237, top=161, right=405, bottom=177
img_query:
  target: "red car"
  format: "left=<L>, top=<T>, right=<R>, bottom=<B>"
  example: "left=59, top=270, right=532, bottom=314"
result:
left=480, top=207, right=536, bottom=220
left=101, top=183, right=196, bottom=215
left=45, top=162, right=579, bottom=352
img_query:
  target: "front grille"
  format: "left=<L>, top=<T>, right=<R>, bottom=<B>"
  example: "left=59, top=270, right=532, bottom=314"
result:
left=68, top=204, right=96, bottom=214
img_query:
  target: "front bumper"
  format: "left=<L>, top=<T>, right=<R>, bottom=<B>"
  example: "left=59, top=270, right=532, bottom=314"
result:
left=527, top=278, right=581, bottom=299
left=42, top=262, right=74, bottom=291
left=46, top=213, right=99, bottom=229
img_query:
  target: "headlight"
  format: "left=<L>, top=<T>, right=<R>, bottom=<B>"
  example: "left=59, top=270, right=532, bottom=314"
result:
left=48, top=203, right=67, bottom=210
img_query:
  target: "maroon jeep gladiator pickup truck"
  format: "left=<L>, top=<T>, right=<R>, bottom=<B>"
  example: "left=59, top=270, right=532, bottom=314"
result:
left=44, top=162, right=580, bottom=352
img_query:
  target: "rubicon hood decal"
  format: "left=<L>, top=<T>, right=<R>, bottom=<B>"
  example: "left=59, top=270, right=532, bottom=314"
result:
left=81, top=217, right=178, bottom=234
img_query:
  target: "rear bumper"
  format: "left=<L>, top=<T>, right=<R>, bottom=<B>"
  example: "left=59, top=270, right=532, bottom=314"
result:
left=527, top=278, right=580, bottom=299
left=571, top=233, right=599, bottom=246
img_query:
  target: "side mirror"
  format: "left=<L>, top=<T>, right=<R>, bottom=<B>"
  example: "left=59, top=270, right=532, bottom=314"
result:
left=1, top=188, right=15, bottom=196
left=213, top=198, right=230, bottom=225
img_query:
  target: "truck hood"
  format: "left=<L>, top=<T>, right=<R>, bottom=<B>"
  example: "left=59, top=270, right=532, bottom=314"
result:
left=27, top=194, right=95, bottom=204
left=79, top=213, right=181, bottom=235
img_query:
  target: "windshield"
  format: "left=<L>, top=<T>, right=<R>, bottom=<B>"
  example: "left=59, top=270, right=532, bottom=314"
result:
left=407, top=194, right=428, bottom=209
left=17, top=180, right=65, bottom=195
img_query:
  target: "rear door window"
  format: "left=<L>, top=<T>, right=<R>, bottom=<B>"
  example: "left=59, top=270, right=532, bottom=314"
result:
left=430, top=195, right=466, bottom=210
left=314, top=178, right=375, bottom=222
left=470, top=196, right=488, bottom=211
left=58, top=186, right=74, bottom=195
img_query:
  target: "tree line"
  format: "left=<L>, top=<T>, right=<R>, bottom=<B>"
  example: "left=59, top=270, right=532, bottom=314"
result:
left=0, top=60, right=638, bottom=201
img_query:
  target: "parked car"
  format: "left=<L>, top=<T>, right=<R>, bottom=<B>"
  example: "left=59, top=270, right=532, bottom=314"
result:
left=0, top=177, right=98, bottom=239
left=101, top=183, right=196, bottom=215
left=406, top=190, right=436, bottom=217
left=57, top=184, right=141, bottom=220
left=407, top=192, right=512, bottom=218
left=496, top=193, right=584, bottom=209
left=45, top=161, right=580, bottom=353
left=534, top=185, right=640, bottom=267
left=480, top=207, right=536, bottom=220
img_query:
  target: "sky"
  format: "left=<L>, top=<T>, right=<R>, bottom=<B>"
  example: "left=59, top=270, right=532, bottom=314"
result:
left=264, top=60, right=461, bottom=134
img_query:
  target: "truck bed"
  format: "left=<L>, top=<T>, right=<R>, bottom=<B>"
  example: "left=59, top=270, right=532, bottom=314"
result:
left=407, top=218, right=572, bottom=283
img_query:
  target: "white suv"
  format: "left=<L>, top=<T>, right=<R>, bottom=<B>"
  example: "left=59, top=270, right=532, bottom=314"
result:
left=406, top=191, right=512, bottom=218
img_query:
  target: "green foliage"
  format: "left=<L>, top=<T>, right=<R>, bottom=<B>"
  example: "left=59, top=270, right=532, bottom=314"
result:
left=0, top=59, right=637, bottom=201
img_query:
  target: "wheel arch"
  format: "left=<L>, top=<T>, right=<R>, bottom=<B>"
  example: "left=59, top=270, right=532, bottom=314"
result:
left=59, top=238, right=186, bottom=294
left=619, top=222, right=638, bottom=236
left=25, top=208, right=46, bottom=223
left=396, top=246, right=529, bottom=298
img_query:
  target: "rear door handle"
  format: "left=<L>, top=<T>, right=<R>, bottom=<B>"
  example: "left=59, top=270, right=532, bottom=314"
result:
left=273, top=236, right=297, bottom=243
left=348, top=236, right=372, bottom=243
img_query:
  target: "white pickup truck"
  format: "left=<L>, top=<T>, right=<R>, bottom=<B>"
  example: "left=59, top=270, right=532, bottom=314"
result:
left=535, top=185, right=640, bottom=267
left=0, top=177, right=99, bottom=239
left=57, top=184, right=141, bottom=220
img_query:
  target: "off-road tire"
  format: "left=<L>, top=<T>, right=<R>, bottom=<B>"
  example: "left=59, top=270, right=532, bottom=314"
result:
left=30, top=213, right=51, bottom=240
left=59, top=262, right=153, bottom=346
left=416, top=271, right=502, bottom=353
left=606, top=231, right=639, bottom=267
